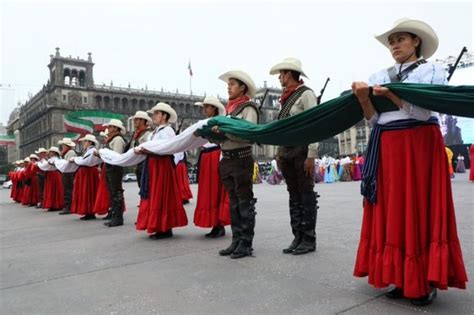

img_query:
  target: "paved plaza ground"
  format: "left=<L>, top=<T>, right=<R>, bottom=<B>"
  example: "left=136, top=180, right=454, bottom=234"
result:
left=0, top=173, right=472, bottom=314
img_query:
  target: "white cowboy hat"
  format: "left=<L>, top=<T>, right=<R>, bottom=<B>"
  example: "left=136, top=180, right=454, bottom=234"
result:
left=103, top=118, right=126, bottom=134
left=130, top=110, right=152, bottom=125
left=18, top=160, right=25, bottom=164
left=374, top=18, right=439, bottom=59
left=78, top=134, right=99, bottom=145
left=29, top=154, right=39, bottom=160
left=218, top=70, right=257, bottom=98
left=24, top=157, right=31, bottom=163
left=269, top=57, right=308, bottom=78
left=196, top=96, right=226, bottom=116
left=48, top=146, right=61, bottom=155
left=58, top=137, right=76, bottom=147
left=35, top=147, right=48, bottom=154
left=147, top=102, right=178, bottom=123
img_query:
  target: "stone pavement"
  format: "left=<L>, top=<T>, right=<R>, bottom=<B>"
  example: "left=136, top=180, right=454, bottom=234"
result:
left=0, top=173, right=472, bottom=314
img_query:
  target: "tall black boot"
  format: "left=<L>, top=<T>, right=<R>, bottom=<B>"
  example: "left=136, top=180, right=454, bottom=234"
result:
left=102, top=209, right=112, bottom=220
left=219, top=200, right=242, bottom=256
left=230, top=198, right=257, bottom=259
left=105, top=211, right=123, bottom=227
left=293, top=191, right=318, bottom=255
left=283, top=194, right=303, bottom=254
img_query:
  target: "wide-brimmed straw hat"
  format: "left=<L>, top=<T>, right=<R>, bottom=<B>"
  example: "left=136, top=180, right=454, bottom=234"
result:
left=48, top=146, right=61, bottom=155
left=130, top=110, right=152, bottom=125
left=218, top=70, right=257, bottom=98
left=35, top=148, right=48, bottom=154
left=78, top=134, right=99, bottom=145
left=58, top=137, right=76, bottom=147
left=103, top=119, right=126, bottom=134
left=196, top=96, right=226, bottom=116
left=374, top=18, right=438, bottom=59
left=269, top=57, right=308, bottom=78
left=147, top=102, right=178, bottom=123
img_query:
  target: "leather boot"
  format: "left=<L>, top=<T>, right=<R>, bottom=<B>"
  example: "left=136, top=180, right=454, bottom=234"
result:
left=283, top=234, right=302, bottom=254
left=150, top=229, right=173, bottom=239
left=230, top=240, right=253, bottom=259
left=219, top=239, right=239, bottom=256
left=102, top=209, right=112, bottom=220
left=209, top=225, right=225, bottom=238
left=205, top=226, right=219, bottom=238
left=410, top=288, right=437, bottom=306
left=105, top=211, right=123, bottom=227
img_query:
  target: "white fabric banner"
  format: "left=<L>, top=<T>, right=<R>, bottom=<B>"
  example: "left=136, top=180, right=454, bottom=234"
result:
left=99, top=119, right=211, bottom=167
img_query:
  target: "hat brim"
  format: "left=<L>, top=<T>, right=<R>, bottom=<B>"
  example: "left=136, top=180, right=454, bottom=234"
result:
left=269, top=62, right=308, bottom=78
left=201, top=102, right=226, bottom=116
left=78, top=137, right=99, bottom=145
left=374, top=19, right=438, bottom=59
left=58, top=141, right=76, bottom=147
left=130, top=115, right=152, bottom=124
left=147, top=104, right=178, bottom=123
left=218, top=71, right=256, bottom=98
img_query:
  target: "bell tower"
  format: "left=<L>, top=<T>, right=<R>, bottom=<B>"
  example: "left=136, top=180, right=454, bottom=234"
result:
left=48, top=47, right=94, bottom=88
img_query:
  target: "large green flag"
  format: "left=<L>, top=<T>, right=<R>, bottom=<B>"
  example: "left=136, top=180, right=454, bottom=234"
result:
left=196, top=83, right=474, bottom=146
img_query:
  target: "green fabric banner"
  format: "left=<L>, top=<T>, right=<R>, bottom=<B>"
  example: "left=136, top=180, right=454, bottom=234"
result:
left=196, top=83, right=474, bottom=146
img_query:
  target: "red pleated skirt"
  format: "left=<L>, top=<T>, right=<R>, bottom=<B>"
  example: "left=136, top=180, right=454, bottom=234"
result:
left=353, top=125, right=468, bottom=298
left=71, top=166, right=99, bottom=215
left=136, top=156, right=188, bottom=233
left=470, top=146, right=474, bottom=181
left=175, top=161, right=193, bottom=201
left=10, top=172, right=16, bottom=200
left=14, top=172, right=25, bottom=203
left=21, top=176, right=39, bottom=206
left=193, top=149, right=230, bottom=227
left=93, top=167, right=110, bottom=215
left=42, top=171, right=64, bottom=210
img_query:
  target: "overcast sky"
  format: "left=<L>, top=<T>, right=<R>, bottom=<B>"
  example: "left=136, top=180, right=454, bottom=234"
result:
left=1, top=0, right=473, bottom=125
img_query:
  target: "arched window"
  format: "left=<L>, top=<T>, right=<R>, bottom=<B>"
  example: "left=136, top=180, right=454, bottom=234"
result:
left=121, top=98, right=128, bottom=109
left=79, top=71, right=86, bottom=87
left=114, top=97, right=120, bottom=109
left=63, top=68, right=71, bottom=85
left=139, top=99, right=146, bottom=110
left=103, top=96, right=110, bottom=108
left=95, top=95, right=103, bottom=108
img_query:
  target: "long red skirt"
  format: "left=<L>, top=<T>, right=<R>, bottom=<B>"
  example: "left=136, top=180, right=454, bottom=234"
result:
left=136, top=156, right=188, bottom=234
left=9, top=171, right=16, bottom=200
left=14, top=171, right=25, bottom=203
left=194, top=149, right=230, bottom=227
left=21, top=165, right=40, bottom=206
left=93, top=167, right=109, bottom=215
left=71, top=166, right=99, bottom=216
left=470, top=145, right=474, bottom=181
left=175, top=161, right=193, bottom=202
left=42, top=171, right=64, bottom=210
left=353, top=125, right=468, bottom=298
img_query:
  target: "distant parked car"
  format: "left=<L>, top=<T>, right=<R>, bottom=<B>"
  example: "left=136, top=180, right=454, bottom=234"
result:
left=122, top=173, right=137, bottom=182
left=2, top=180, right=12, bottom=189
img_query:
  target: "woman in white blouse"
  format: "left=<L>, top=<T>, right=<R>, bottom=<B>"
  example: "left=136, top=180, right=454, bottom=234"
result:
left=351, top=18, right=467, bottom=306
left=134, top=103, right=188, bottom=240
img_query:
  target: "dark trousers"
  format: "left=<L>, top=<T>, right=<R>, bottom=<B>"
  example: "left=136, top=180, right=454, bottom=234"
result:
left=62, top=173, right=75, bottom=212
left=219, top=155, right=256, bottom=245
left=38, top=172, right=45, bottom=203
left=278, top=146, right=317, bottom=241
left=105, top=164, right=124, bottom=217
left=135, top=161, right=144, bottom=189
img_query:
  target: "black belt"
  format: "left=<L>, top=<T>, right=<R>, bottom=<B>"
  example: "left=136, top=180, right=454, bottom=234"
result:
left=222, top=147, right=252, bottom=159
